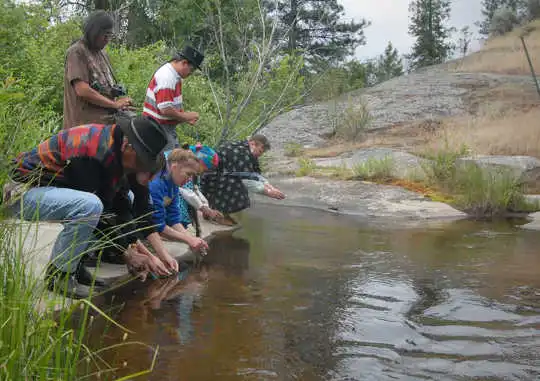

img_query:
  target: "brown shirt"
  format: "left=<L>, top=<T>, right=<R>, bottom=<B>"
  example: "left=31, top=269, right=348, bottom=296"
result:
left=63, top=40, right=116, bottom=129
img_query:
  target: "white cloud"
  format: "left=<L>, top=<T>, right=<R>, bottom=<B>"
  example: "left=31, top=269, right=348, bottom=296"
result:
left=339, top=0, right=484, bottom=61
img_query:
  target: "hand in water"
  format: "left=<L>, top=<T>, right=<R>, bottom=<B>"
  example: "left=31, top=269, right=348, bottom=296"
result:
left=200, top=206, right=223, bottom=220
left=125, top=241, right=171, bottom=281
left=264, top=184, right=286, bottom=200
left=159, top=251, right=179, bottom=273
left=187, top=237, right=209, bottom=253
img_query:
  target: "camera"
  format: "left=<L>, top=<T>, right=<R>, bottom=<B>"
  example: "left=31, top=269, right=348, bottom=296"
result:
left=90, top=81, right=127, bottom=98
left=110, top=84, right=127, bottom=98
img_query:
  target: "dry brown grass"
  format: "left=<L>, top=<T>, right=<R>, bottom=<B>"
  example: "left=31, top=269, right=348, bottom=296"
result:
left=416, top=106, right=540, bottom=158
left=450, top=20, right=540, bottom=75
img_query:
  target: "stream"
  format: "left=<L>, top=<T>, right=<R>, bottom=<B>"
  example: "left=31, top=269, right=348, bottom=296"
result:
left=90, top=204, right=540, bottom=380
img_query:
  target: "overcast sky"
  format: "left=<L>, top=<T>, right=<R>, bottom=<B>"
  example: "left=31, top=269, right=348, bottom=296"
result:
left=339, top=0, right=484, bottom=61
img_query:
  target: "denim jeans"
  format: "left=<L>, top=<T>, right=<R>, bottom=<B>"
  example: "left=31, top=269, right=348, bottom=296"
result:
left=13, top=187, right=103, bottom=273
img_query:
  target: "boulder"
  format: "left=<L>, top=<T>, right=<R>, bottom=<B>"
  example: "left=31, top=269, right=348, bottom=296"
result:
left=314, top=148, right=431, bottom=181
left=521, top=211, right=540, bottom=231
left=455, top=155, right=540, bottom=186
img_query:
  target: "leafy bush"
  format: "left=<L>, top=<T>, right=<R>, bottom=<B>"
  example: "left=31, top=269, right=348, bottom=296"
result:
left=296, top=157, right=316, bottom=176
left=327, top=97, right=372, bottom=141
left=490, top=7, right=520, bottom=36
left=353, top=155, right=394, bottom=181
left=452, top=164, right=527, bottom=217
left=284, top=142, right=304, bottom=157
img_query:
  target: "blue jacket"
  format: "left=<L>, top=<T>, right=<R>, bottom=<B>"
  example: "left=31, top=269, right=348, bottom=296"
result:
left=148, top=170, right=186, bottom=232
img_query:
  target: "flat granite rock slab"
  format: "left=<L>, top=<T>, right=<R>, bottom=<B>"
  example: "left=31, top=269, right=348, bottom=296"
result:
left=8, top=219, right=237, bottom=311
left=254, top=177, right=466, bottom=220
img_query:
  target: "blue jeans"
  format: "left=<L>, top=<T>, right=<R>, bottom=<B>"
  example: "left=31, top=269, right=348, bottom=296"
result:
left=13, top=187, right=103, bottom=273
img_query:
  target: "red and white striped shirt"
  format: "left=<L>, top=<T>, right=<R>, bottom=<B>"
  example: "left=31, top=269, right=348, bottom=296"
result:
left=143, top=63, right=183, bottom=125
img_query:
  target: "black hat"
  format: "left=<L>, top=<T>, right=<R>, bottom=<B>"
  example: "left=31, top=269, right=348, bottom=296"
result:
left=118, top=116, right=168, bottom=173
left=173, top=45, right=205, bottom=70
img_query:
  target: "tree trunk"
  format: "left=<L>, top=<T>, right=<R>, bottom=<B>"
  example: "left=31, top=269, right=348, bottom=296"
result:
left=289, top=0, right=298, bottom=53
left=94, top=0, right=111, bottom=10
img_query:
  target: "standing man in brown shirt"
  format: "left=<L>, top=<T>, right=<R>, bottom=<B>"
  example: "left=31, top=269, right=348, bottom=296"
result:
left=63, top=10, right=133, bottom=129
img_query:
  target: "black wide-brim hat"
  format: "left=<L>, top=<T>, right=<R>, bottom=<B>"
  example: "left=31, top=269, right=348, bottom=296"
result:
left=118, top=116, right=168, bottom=173
left=173, top=45, right=204, bottom=70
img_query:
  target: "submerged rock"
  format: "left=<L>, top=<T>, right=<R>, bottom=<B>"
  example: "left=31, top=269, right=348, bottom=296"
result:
left=314, top=148, right=430, bottom=181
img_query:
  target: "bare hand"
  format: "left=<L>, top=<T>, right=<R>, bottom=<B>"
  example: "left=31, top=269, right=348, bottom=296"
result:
left=187, top=237, right=209, bottom=253
left=146, top=253, right=172, bottom=277
left=159, top=251, right=179, bottom=273
left=124, top=245, right=150, bottom=281
left=125, top=241, right=171, bottom=281
left=264, top=184, right=286, bottom=200
left=114, top=97, right=133, bottom=110
left=185, top=111, right=199, bottom=125
left=136, top=240, right=153, bottom=256
left=200, top=206, right=223, bottom=220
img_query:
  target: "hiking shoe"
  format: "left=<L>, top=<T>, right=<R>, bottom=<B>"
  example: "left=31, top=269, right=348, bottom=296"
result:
left=76, top=263, right=108, bottom=289
left=45, top=264, right=90, bottom=299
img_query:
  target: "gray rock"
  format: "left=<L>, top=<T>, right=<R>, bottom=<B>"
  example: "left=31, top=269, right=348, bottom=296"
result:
left=520, top=212, right=540, bottom=231
left=255, top=176, right=466, bottom=220
left=455, top=155, right=540, bottom=185
left=260, top=71, right=538, bottom=152
left=314, top=148, right=430, bottom=181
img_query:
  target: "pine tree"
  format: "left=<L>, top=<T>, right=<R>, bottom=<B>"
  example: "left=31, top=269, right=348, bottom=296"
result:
left=408, top=0, right=454, bottom=70
left=264, top=0, right=369, bottom=67
left=377, top=41, right=404, bottom=81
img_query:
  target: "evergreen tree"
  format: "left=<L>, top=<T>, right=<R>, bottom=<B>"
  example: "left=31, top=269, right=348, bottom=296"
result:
left=264, top=0, right=369, bottom=67
left=408, top=0, right=454, bottom=70
left=375, top=41, right=403, bottom=83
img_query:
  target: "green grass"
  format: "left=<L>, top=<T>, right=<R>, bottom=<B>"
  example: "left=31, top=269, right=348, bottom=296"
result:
left=327, top=97, right=372, bottom=141
left=419, top=144, right=533, bottom=217
left=296, top=157, right=316, bottom=176
left=0, top=218, right=158, bottom=380
left=352, top=155, right=394, bottom=182
left=284, top=142, right=304, bottom=157
left=451, top=164, right=532, bottom=217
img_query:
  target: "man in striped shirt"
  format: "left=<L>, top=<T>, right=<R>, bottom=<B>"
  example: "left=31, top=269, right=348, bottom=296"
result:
left=143, top=46, right=205, bottom=149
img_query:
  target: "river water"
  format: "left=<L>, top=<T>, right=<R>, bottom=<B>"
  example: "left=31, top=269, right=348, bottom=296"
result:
left=90, top=204, right=540, bottom=380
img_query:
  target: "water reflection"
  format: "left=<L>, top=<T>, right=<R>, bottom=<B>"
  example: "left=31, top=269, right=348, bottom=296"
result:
left=87, top=205, right=540, bottom=380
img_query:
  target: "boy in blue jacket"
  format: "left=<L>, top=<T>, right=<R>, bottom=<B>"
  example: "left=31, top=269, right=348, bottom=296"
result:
left=149, top=146, right=219, bottom=253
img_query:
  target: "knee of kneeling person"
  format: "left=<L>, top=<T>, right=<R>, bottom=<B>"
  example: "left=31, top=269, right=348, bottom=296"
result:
left=75, top=193, right=104, bottom=217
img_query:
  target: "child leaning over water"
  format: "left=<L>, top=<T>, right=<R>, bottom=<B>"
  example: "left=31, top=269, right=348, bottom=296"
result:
left=149, top=148, right=207, bottom=253
left=148, top=146, right=221, bottom=253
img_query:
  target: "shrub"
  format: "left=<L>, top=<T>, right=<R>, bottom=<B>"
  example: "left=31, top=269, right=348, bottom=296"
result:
left=327, top=97, right=371, bottom=141
left=490, top=7, right=520, bottom=36
left=296, top=157, right=316, bottom=176
left=352, top=155, right=394, bottom=181
left=452, top=164, right=527, bottom=217
left=284, top=142, right=304, bottom=157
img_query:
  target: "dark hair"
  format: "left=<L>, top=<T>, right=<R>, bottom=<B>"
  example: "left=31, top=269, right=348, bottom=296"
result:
left=83, top=10, right=113, bottom=50
left=250, top=134, right=271, bottom=151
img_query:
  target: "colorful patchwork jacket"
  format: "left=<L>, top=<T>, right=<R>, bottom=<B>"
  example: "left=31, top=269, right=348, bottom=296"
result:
left=11, top=124, right=155, bottom=246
